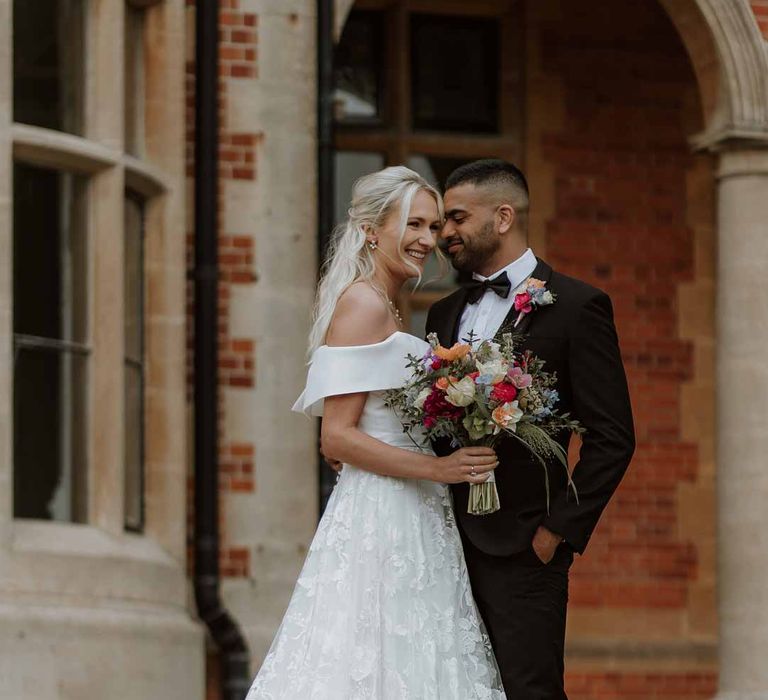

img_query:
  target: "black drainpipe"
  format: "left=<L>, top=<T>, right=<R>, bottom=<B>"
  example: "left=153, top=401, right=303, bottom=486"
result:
left=193, top=1, right=251, bottom=699
left=317, top=0, right=335, bottom=261
left=317, top=0, right=336, bottom=513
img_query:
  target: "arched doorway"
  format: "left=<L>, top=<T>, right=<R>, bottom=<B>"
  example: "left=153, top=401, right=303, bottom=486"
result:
left=326, top=1, right=768, bottom=697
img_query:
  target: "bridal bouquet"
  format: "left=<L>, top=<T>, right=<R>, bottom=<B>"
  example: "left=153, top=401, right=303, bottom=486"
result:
left=384, top=332, right=583, bottom=515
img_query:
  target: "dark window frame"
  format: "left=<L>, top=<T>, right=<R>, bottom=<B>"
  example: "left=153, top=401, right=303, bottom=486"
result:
left=12, top=161, right=91, bottom=523
left=410, top=13, right=500, bottom=134
left=123, top=190, right=146, bottom=534
left=12, top=0, right=86, bottom=135
left=333, top=9, right=388, bottom=128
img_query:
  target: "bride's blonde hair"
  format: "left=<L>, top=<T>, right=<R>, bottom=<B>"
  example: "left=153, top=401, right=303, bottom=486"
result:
left=308, top=166, right=443, bottom=354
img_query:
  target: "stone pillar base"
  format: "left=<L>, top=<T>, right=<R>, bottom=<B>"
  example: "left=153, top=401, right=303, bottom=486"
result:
left=0, top=601, right=204, bottom=700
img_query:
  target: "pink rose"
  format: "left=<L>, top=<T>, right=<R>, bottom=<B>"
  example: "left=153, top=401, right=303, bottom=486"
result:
left=507, top=366, right=533, bottom=389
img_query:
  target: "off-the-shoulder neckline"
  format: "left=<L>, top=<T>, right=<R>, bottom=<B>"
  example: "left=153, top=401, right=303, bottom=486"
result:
left=319, top=330, right=426, bottom=351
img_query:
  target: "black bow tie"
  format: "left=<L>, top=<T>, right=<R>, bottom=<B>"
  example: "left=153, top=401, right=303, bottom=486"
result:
left=461, top=271, right=512, bottom=304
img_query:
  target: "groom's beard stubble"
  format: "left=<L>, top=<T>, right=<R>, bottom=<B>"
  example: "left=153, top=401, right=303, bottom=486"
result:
left=442, top=220, right=500, bottom=274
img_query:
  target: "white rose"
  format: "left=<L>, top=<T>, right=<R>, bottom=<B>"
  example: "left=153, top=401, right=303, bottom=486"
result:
left=445, top=376, right=476, bottom=407
left=476, top=359, right=506, bottom=384
left=484, top=341, right=502, bottom=360
left=414, top=387, right=431, bottom=411
left=540, top=290, right=554, bottom=305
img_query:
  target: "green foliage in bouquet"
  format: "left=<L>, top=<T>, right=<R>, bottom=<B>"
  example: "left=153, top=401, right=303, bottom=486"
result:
left=384, top=332, right=583, bottom=515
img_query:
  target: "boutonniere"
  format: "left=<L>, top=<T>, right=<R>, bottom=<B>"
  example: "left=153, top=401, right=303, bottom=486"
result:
left=513, top=278, right=555, bottom=327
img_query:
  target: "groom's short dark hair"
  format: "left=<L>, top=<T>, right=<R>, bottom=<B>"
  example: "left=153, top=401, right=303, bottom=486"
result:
left=445, top=159, right=529, bottom=197
left=445, top=159, right=529, bottom=234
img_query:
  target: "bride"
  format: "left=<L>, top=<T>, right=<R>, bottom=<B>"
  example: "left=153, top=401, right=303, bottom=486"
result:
left=247, top=166, right=506, bottom=699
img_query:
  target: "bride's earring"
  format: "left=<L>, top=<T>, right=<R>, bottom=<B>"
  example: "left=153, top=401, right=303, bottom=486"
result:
left=368, top=240, right=378, bottom=251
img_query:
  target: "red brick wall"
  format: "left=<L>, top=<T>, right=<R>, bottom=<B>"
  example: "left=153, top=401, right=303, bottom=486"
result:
left=533, top=1, right=716, bottom=696
left=185, top=1, right=259, bottom=583
left=568, top=673, right=717, bottom=700
left=752, top=0, right=768, bottom=38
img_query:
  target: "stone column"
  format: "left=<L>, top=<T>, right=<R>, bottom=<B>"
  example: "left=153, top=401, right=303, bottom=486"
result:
left=715, top=149, right=768, bottom=700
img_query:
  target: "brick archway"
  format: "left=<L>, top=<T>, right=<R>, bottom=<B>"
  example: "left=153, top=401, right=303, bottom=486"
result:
left=329, top=2, right=768, bottom=697
left=329, top=1, right=768, bottom=697
left=334, top=0, right=768, bottom=146
left=658, top=0, right=768, bottom=146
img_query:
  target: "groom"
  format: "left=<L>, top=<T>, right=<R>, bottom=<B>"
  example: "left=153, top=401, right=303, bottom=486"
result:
left=427, top=159, right=635, bottom=699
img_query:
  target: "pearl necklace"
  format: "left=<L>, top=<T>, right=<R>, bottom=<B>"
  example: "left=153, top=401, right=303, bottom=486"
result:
left=367, top=244, right=404, bottom=325
left=373, top=286, right=403, bottom=326
left=387, top=297, right=404, bottom=326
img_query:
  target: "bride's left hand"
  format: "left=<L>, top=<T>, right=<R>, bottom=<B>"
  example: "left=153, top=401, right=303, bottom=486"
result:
left=320, top=440, right=343, bottom=473
left=432, top=446, right=498, bottom=484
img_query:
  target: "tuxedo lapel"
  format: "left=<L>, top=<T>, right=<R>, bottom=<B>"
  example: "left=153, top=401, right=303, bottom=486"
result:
left=436, top=289, right=469, bottom=346
left=495, top=258, right=553, bottom=338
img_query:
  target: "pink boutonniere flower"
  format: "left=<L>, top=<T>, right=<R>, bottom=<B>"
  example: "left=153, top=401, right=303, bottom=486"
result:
left=513, top=278, right=555, bottom=327
left=514, top=291, right=533, bottom=314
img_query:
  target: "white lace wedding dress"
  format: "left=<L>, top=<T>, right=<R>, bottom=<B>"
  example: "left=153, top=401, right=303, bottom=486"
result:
left=246, top=332, right=505, bottom=700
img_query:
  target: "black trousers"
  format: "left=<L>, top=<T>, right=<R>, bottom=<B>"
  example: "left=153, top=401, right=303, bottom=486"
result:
left=462, top=533, right=573, bottom=700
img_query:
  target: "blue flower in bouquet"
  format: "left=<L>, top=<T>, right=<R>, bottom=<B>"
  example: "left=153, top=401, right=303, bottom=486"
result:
left=476, top=373, right=497, bottom=387
left=475, top=358, right=506, bottom=384
left=384, top=332, right=583, bottom=517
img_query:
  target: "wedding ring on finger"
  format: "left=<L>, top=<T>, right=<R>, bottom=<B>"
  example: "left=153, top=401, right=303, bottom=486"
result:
left=470, top=466, right=477, bottom=477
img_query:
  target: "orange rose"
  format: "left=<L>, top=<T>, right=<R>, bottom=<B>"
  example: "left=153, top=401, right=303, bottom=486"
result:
left=492, top=401, right=523, bottom=432
left=435, top=376, right=459, bottom=390
left=434, top=343, right=471, bottom=362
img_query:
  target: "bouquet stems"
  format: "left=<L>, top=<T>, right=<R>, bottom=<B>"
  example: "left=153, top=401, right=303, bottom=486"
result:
left=468, top=472, right=500, bottom=515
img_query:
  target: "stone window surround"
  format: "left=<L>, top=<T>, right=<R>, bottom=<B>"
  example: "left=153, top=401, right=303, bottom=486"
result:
left=0, top=0, right=189, bottom=612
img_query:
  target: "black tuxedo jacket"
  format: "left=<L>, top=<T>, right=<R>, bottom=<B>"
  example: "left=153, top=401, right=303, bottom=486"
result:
left=426, top=258, right=635, bottom=556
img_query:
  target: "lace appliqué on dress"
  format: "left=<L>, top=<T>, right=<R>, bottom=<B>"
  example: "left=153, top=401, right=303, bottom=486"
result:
left=249, top=335, right=506, bottom=699
left=248, top=461, right=505, bottom=699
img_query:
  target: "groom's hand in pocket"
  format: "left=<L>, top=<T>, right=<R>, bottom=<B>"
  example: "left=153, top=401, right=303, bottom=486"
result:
left=532, top=525, right=564, bottom=564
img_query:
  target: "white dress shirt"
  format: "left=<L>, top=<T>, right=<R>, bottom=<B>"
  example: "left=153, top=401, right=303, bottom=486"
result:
left=457, top=248, right=538, bottom=343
